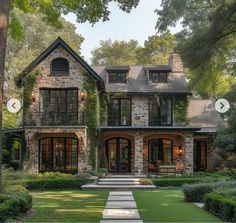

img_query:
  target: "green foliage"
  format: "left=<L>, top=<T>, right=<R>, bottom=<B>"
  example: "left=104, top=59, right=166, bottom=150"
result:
left=0, top=191, right=32, bottom=222
left=156, top=0, right=236, bottom=97
left=84, top=75, right=100, bottom=169
left=99, top=147, right=108, bottom=169
left=152, top=177, right=202, bottom=187
left=29, top=171, right=72, bottom=179
left=23, top=178, right=86, bottom=191
left=173, top=96, right=189, bottom=125
left=91, top=33, right=176, bottom=65
left=139, top=178, right=153, bottom=185
left=204, top=190, right=236, bottom=222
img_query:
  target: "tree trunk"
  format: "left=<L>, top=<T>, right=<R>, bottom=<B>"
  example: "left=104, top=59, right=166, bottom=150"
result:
left=0, top=0, right=11, bottom=193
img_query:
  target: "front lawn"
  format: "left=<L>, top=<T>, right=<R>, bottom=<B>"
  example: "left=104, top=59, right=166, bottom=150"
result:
left=24, top=191, right=108, bottom=222
left=134, top=190, right=222, bottom=222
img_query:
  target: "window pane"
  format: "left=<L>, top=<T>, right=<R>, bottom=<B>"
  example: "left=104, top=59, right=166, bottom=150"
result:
left=40, top=90, right=49, bottom=112
left=159, top=72, right=167, bottom=83
left=108, top=99, right=119, bottom=126
left=149, top=99, right=160, bottom=126
left=149, top=73, right=159, bottom=83
left=40, top=138, right=52, bottom=171
left=51, top=58, right=69, bottom=74
left=163, top=139, right=172, bottom=164
left=120, top=99, right=131, bottom=126
left=109, top=72, right=127, bottom=83
left=66, top=138, right=78, bottom=171
left=161, top=99, right=172, bottom=125
left=53, top=138, right=65, bottom=171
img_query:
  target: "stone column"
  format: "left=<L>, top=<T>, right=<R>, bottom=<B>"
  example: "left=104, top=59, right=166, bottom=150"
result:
left=184, top=134, right=194, bottom=174
left=134, top=133, right=144, bottom=175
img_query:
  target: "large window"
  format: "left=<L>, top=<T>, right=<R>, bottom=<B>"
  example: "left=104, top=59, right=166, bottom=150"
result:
left=149, top=98, right=172, bottom=126
left=51, top=58, right=69, bottom=75
left=39, top=137, right=78, bottom=173
left=40, top=88, right=78, bottom=125
left=149, top=72, right=168, bottom=83
left=148, top=138, right=173, bottom=172
left=108, top=98, right=131, bottom=126
left=109, top=72, right=127, bottom=83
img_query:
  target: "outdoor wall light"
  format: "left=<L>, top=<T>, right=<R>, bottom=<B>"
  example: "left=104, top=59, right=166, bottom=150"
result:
left=178, top=146, right=183, bottom=157
left=31, top=92, right=36, bottom=102
left=80, top=91, right=85, bottom=102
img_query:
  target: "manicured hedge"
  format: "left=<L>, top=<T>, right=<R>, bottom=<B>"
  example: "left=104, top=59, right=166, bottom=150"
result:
left=183, top=181, right=236, bottom=202
left=152, top=177, right=202, bottom=187
left=23, top=178, right=86, bottom=190
left=0, top=191, right=32, bottom=222
left=204, top=192, right=236, bottom=222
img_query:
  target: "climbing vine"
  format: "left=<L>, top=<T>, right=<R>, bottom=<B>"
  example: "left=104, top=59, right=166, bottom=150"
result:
left=173, top=96, right=189, bottom=125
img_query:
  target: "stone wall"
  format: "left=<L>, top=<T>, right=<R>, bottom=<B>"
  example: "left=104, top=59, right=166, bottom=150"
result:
left=168, top=53, right=183, bottom=73
left=132, top=96, right=148, bottom=127
left=183, top=134, right=194, bottom=174
left=24, top=127, right=90, bottom=173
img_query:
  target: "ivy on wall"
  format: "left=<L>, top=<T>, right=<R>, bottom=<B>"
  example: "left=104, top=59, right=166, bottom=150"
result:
left=173, top=96, right=189, bottom=125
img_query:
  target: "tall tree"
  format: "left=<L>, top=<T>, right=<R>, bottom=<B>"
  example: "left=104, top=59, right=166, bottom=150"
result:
left=156, top=0, right=236, bottom=97
left=0, top=0, right=140, bottom=192
left=91, top=39, right=140, bottom=65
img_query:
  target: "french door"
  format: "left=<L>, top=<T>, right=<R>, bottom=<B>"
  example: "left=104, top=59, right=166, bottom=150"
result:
left=106, top=138, right=131, bottom=173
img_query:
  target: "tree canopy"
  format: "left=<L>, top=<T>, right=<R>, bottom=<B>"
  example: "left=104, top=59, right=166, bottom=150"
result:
left=91, top=32, right=176, bottom=65
left=156, top=0, right=236, bottom=98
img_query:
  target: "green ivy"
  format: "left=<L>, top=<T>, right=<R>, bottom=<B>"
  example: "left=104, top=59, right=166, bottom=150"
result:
left=173, top=96, right=189, bottom=125
left=84, top=75, right=100, bottom=170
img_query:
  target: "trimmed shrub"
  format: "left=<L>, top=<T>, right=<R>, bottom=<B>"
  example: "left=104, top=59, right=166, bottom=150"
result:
left=0, top=191, right=32, bottom=222
left=139, top=178, right=153, bottom=185
left=204, top=191, right=236, bottom=222
left=23, top=178, right=86, bottom=190
left=183, top=180, right=236, bottom=202
left=152, top=177, right=202, bottom=187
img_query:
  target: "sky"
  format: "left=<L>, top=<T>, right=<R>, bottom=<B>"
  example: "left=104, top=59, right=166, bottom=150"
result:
left=64, top=0, right=181, bottom=63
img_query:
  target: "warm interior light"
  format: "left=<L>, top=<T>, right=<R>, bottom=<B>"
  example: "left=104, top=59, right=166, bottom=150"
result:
left=178, top=146, right=183, bottom=156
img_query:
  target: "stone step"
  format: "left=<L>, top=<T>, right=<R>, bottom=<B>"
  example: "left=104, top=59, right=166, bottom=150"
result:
left=81, top=184, right=156, bottom=190
left=100, top=220, right=143, bottom=223
left=99, top=178, right=140, bottom=182
left=105, top=175, right=146, bottom=178
left=98, top=181, right=140, bottom=185
left=103, top=208, right=140, bottom=219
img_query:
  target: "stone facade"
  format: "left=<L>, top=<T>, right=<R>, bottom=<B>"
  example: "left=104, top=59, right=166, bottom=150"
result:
left=169, top=53, right=183, bottom=73
left=183, top=134, right=194, bottom=174
left=134, top=133, right=144, bottom=175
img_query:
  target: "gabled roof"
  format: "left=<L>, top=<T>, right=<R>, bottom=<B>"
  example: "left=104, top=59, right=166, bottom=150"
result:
left=21, top=37, right=105, bottom=91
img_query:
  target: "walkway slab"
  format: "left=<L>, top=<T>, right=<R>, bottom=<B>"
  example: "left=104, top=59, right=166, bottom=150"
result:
left=106, top=201, right=137, bottom=209
left=100, top=220, right=143, bottom=223
left=103, top=209, right=140, bottom=219
left=110, top=191, right=133, bottom=196
left=108, top=195, right=134, bottom=201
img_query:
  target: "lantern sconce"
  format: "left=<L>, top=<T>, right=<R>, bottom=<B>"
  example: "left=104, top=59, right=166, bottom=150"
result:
left=178, top=146, right=183, bottom=157
left=32, top=92, right=36, bottom=102
left=80, top=91, right=85, bottom=102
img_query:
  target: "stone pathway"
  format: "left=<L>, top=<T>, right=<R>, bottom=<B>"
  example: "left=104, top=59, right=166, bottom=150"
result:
left=100, top=191, right=143, bottom=223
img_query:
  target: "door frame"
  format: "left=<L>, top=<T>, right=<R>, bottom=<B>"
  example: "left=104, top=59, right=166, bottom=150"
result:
left=105, top=137, right=131, bottom=173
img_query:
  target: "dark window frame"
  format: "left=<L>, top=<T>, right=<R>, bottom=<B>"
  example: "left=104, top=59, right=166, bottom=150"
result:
left=148, top=97, right=173, bottom=126
left=149, top=71, right=168, bottom=83
left=38, top=137, right=78, bottom=173
left=108, top=71, right=127, bottom=84
left=51, top=57, right=69, bottom=75
left=108, top=98, right=132, bottom=126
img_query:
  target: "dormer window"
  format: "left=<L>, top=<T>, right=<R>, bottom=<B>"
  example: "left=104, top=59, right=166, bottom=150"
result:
left=108, top=72, right=127, bottom=84
left=51, top=58, right=69, bottom=75
left=149, top=71, right=168, bottom=83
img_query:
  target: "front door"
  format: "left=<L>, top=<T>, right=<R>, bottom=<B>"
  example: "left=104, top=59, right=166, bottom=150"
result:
left=194, top=140, right=207, bottom=171
left=106, top=138, right=131, bottom=173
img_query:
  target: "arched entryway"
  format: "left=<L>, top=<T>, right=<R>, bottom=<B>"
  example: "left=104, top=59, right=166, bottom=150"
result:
left=148, top=138, right=173, bottom=172
left=106, top=137, right=131, bottom=173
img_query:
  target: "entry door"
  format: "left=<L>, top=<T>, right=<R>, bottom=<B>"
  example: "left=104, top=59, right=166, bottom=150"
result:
left=194, top=141, right=207, bottom=171
left=106, top=138, right=131, bottom=173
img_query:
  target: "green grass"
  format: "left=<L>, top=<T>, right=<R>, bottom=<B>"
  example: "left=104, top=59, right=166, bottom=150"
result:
left=134, top=190, right=222, bottom=222
left=24, top=191, right=108, bottom=222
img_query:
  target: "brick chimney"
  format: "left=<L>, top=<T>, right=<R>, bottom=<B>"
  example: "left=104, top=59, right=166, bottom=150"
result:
left=168, top=53, right=183, bottom=73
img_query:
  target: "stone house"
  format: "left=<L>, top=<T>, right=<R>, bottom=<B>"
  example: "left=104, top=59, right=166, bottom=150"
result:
left=19, top=37, right=223, bottom=175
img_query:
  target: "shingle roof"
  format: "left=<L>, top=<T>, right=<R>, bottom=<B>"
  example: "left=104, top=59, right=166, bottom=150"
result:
left=92, top=65, right=191, bottom=95
left=188, top=99, right=224, bottom=132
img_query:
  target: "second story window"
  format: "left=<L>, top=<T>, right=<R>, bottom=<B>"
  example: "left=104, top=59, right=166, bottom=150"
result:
left=149, top=72, right=168, bottom=83
left=51, top=58, right=69, bottom=75
left=149, top=98, right=172, bottom=126
left=108, top=98, right=131, bottom=126
left=39, top=88, right=78, bottom=125
left=109, top=72, right=127, bottom=84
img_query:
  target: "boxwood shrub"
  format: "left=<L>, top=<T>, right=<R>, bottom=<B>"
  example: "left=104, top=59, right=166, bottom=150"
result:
left=204, top=191, right=236, bottom=222
left=183, top=180, right=236, bottom=202
left=23, top=178, right=86, bottom=190
left=152, top=177, right=202, bottom=187
left=0, top=191, right=32, bottom=222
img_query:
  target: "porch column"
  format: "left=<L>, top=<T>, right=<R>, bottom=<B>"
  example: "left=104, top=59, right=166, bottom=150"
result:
left=134, top=133, right=144, bottom=175
left=184, top=133, right=194, bottom=174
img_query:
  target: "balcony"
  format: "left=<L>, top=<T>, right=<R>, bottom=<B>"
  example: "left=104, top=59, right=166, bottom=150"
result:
left=24, top=112, right=85, bottom=126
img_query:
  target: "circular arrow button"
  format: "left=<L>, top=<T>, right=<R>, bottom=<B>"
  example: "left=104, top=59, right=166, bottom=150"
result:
left=7, top=99, right=22, bottom=113
left=215, top=98, right=230, bottom=113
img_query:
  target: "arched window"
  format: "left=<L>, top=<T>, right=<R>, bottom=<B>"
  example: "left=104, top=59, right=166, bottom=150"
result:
left=51, top=58, right=69, bottom=75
